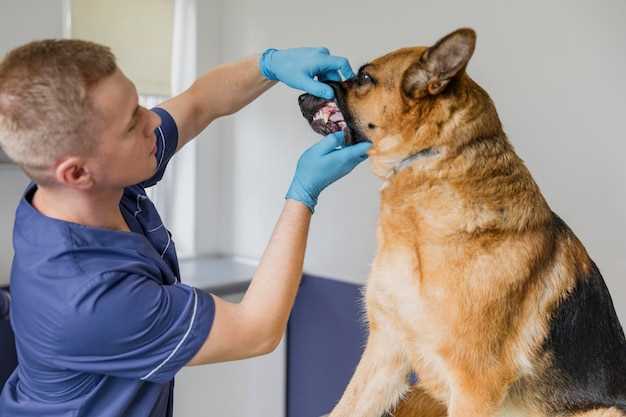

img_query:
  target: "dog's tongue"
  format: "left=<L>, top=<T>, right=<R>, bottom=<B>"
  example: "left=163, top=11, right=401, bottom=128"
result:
left=310, top=101, right=352, bottom=144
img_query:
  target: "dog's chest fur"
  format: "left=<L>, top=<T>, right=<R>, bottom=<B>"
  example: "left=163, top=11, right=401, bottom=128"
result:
left=365, top=235, right=455, bottom=401
left=366, top=248, right=540, bottom=417
left=363, top=211, right=548, bottom=409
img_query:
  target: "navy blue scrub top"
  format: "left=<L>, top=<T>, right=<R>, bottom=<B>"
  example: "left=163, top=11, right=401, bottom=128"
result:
left=0, top=108, right=215, bottom=417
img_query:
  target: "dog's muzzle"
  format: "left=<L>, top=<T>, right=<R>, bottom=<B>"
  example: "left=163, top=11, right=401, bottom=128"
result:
left=297, top=80, right=364, bottom=145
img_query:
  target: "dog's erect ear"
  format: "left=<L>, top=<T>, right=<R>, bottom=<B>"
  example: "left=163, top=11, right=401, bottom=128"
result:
left=402, top=28, right=476, bottom=98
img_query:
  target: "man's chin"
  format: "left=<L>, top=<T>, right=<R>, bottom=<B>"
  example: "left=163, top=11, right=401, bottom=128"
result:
left=126, top=164, right=157, bottom=188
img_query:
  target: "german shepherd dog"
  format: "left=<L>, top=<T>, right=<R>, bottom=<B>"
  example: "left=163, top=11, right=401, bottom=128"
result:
left=298, top=28, right=626, bottom=417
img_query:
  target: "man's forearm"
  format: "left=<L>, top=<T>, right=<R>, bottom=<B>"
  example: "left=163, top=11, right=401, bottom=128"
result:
left=190, top=54, right=276, bottom=130
left=240, top=199, right=312, bottom=347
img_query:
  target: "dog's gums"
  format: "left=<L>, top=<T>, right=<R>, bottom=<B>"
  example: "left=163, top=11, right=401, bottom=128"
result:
left=312, top=101, right=347, bottom=134
left=303, top=99, right=354, bottom=144
left=309, top=100, right=354, bottom=145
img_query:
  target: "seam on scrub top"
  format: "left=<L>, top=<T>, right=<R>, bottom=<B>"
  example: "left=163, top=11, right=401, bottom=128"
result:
left=148, top=224, right=164, bottom=233
left=160, top=231, right=171, bottom=258
left=132, top=191, right=168, bottom=256
left=66, top=226, right=88, bottom=277
left=156, top=126, right=166, bottom=170
left=133, top=193, right=148, bottom=217
left=140, top=287, right=198, bottom=381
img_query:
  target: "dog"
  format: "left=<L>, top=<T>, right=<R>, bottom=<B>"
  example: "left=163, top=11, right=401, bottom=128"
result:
left=298, top=28, right=626, bottom=417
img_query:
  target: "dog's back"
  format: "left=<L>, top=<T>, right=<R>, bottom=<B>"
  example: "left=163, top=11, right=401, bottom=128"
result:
left=521, top=215, right=626, bottom=414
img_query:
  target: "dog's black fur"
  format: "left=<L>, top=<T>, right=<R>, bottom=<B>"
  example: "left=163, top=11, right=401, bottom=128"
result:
left=540, top=216, right=626, bottom=414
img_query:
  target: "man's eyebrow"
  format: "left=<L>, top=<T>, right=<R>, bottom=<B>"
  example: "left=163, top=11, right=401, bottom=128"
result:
left=125, top=105, right=140, bottom=130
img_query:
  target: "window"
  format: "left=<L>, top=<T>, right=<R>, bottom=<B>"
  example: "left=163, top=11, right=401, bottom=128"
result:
left=69, top=0, right=174, bottom=97
left=68, top=0, right=200, bottom=258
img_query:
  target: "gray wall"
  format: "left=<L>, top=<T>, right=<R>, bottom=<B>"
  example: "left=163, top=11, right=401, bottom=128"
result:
left=0, top=0, right=65, bottom=284
left=207, top=0, right=626, bottom=322
left=1, top=0, right=624, bottom=322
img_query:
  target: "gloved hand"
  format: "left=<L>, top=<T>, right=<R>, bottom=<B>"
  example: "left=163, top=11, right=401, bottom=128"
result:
left=259, top=47, right=355, bottom=99
left=286, top=131, right=372, bottom=213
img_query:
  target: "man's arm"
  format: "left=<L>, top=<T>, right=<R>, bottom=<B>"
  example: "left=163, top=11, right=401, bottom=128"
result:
left=158, top=48, right=355, bottom=154
left=158, top=54, right=277, bottom=153
left=186, top=199, right=311, bottom=365
left=186, top=132, right=371, bottom=365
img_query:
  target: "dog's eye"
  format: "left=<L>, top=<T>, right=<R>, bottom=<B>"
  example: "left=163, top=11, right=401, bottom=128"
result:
left=357, top=72, right=374, bottom=86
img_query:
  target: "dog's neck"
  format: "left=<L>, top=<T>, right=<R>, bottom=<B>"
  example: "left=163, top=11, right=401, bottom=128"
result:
left=384, top=147, right=441, bottom=179
left=379, top=134, right=554, bottom=235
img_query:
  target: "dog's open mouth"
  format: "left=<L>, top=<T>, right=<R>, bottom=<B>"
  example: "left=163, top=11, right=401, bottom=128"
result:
left=298, top=92, right=361, bottom=145
left=311, top=101, right=348, bottom=135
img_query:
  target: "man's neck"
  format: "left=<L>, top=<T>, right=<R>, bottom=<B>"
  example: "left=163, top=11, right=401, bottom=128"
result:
left=32, top=185, right=130, bottom=232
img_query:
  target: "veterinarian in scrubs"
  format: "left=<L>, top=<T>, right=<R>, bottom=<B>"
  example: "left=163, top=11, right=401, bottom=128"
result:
left=0, top=41, right=371, bottom=417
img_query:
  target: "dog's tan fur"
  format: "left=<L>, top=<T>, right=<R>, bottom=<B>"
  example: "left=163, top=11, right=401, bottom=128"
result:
left=323, top=29, right=625, bottom=417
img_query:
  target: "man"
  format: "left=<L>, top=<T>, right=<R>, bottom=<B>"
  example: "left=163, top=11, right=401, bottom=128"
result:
left=0, top=40, right=371, bottom=417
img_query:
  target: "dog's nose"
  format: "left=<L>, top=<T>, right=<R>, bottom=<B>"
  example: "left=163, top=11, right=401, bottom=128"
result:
left=298, top=94, right=307, bottom=104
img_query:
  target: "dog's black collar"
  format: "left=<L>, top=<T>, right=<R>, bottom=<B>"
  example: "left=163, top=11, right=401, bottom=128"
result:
left=387, top=147, right=441, bottom=178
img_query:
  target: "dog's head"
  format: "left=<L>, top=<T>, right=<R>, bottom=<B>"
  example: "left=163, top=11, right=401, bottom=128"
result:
left=299, top=28, right=483, bottom=178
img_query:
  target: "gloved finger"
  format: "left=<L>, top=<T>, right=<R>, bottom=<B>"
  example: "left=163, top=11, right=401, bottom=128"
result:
left=337, top=141, right=373, bottom=162
left=295, top=76, right=334, bottom=99
left=318, top=55, right=355, bottom=81
left=318, top=70, right=342, bottom=82
left=312, top=131, right=346, bottom=155
left=316, top=47, right=331, bottom=55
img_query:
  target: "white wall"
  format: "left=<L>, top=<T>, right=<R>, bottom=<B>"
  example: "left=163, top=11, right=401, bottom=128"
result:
left=204, top=0, right=626, bottom=322
left=1, top=0, right=624, bottom=336
left=0, top=0, right=65, bottom=285
left=194, top=0, right=224, bottom=255
left=0, top=1, right=623, bottom=415
left=174, top=293, right=285, bottom=417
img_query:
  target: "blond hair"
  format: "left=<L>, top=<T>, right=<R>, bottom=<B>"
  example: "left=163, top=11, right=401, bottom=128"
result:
left=0, top=39, right=116, bottom=185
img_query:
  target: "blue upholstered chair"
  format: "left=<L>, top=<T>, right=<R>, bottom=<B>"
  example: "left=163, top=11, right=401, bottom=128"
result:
left=0, top=288, right=17, bottom=391
left=287, top=275, right=368, bottom=417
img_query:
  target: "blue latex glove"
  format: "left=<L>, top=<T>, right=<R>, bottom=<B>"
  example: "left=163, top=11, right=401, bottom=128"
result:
left=286, top=131, right=372, bottom=213
left=259, top=47, right=355, bottom=99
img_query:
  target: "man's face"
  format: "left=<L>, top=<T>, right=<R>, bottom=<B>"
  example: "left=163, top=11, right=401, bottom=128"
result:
left=86, top=68, right=161, bottom=189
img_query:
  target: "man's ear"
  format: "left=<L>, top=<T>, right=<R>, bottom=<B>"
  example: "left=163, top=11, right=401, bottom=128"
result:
left=402, top=28, right=476, bottom=98
left=55, top=157, right=94, bottom=189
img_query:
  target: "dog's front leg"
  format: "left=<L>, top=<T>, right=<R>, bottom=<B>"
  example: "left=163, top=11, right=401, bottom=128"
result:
left=327, top=329, right=412, bottom=417
left=446, top=372, right=510, bottom=417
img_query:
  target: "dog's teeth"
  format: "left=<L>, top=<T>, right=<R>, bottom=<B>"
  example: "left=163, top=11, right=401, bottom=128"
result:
left=329, top=112, right=344, bottom=122
left=313, top=109, right=329, bottom=123
left=312, top=102, right=345, bottom=133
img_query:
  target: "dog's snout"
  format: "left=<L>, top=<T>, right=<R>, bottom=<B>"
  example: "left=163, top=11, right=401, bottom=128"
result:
left=324, top=80, right=343, bottom=88
left=324, top=80, right=345, bottom=98
left=298, top=94, right=307, bottom=104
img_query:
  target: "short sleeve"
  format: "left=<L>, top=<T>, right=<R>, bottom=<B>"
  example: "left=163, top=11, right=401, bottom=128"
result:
left=138, top=107, right=179, bottom=189
left=50, top=273, right=215, bottom=384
